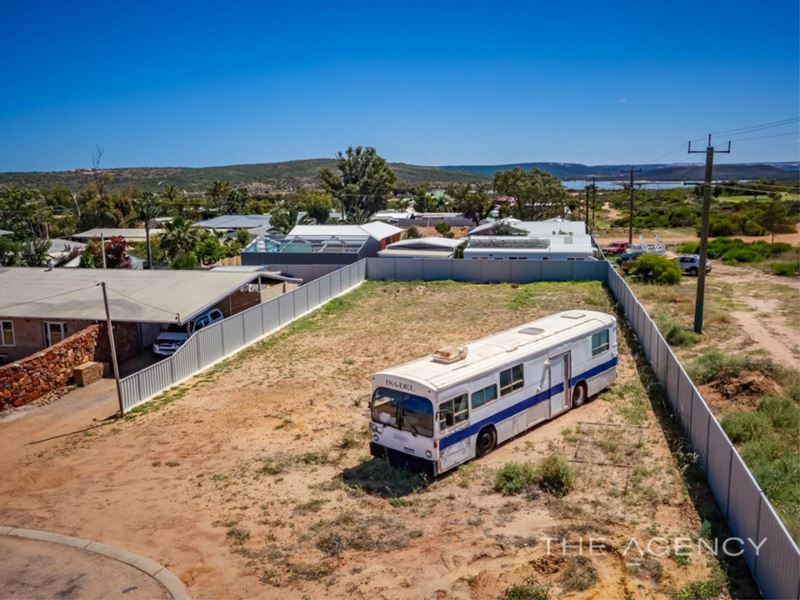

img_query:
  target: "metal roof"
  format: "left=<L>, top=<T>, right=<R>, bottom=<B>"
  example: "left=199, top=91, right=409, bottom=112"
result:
left=469, top=218, right=586, bottom=237
left=71, top=228, right=165, bottom=241
left=0, top=267, right=261, bottom=324
left=373, top=310, right=615, bottom=391
left=385, top=237, right=464, bottom=250
left=289, top=221, right=403, bottom=241
left=194, top=215, right=273, bottom=229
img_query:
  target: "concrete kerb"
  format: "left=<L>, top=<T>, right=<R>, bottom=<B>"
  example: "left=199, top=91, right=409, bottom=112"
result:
left=1, top=526, right=190, bottom=600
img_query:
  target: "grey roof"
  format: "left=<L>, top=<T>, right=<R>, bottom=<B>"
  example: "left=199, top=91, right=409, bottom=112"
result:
left=0, top=267, right=261, bottom=324
left=72, top=228, right=165, bottom=241
left=194, top=215, right=272, bottom=229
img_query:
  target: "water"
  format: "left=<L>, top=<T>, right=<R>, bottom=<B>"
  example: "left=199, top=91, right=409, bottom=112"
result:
left=563, top=180, right=685, bottom=190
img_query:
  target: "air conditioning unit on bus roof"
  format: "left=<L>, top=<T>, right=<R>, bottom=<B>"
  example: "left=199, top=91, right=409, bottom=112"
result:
left=432, top=346, right=468, bottom=364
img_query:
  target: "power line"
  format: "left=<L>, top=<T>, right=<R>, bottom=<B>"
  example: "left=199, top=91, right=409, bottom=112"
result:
left=104, top=285, right=180, bottom=321
left=0, top=284, right=97, bottom=311
left=711, top=117, right=799, bottom=137
left=725, top=130, right=799, bottom=143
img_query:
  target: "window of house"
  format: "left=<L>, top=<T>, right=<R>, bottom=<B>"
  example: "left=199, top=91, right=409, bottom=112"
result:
left=439, top=394, right=469, bottom=431
left=0, top=321, right=14, bottom=346
left=500, top=364, right=524, bottom=396
left=43, top=321, right=66, bottom=346
left=592, top=330, right=610, bottom=356
left=471, top=384, right=497, bottom=409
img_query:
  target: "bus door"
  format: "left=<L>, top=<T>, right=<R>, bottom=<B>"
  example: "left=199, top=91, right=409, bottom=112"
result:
left=548, top=352, right=571, bottom=417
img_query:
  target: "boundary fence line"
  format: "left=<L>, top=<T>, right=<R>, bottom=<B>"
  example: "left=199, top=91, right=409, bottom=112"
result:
left=118, top=260, right=367, bottom=413
left=366, top=256, right=799, bottom=600
left=117, top=255, right=798, bottom=598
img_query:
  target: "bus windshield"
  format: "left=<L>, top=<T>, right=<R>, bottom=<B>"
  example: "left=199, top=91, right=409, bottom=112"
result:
left=371, top=387, right=434, bottom=437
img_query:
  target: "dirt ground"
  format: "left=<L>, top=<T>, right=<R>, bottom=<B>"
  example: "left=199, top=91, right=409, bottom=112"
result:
left=0, top=281, right=756, bottom=599
left=594, top=223, right=800, bottom=246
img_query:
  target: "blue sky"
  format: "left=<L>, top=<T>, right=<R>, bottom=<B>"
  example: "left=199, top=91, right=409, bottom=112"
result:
left=1, top=0, right=798, bottom=171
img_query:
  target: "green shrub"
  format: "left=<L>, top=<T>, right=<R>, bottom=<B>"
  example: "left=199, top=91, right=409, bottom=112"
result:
left=504, top=584, right=549, bottom=600
left=770, top=261, right=799, bottom=277
left=494, top=462, right=536, bottom=495
left=560, top=556, right=598, bottom=591
left=632, top=254, right=682, bottom=285
left=434, top=222, right=452, bottom=236
left=675, top=241, right=699, bottom=254
left=533, top=453, right=576, bottom=497
left=688, top=351, right=778, bottom=384
left=757, top=396, right=800, bottom=432
left=657, top=314, right=700, bottom=346
left=721, top=411, right=771, bottom=444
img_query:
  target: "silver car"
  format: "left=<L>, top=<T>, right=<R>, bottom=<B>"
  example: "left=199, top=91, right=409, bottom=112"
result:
left=674, top=254, right=712, bottom=276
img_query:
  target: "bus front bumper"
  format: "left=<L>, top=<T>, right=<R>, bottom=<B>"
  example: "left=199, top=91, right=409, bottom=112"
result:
left=370, top=442, right=436, bottom=478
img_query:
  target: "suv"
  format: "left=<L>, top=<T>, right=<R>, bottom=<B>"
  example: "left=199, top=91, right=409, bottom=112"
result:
left=604, top=241, right=630, bottom=255
left=674, top=254, right=712, bottom=276
left=616, top=247, right=645, bottom=273
left=152, top=308, right=225, bottom=356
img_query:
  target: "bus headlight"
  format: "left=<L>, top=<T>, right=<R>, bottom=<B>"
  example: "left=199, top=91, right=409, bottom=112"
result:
left=425, top=450, right=432, bottom=458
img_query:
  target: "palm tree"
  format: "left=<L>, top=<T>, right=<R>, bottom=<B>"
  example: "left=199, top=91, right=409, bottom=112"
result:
left=269, top=206, right=310, bottom=235
left=159, top=216, right=199, bottom=261
left=133, top=192, right=162, bottom=269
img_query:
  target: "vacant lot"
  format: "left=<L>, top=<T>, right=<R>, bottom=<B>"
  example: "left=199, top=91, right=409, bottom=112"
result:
left=0, top=281, right=755, bottom=599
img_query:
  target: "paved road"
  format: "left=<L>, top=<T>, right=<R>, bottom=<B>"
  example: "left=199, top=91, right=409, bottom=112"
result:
left=0, top=536, right=170, bottom=599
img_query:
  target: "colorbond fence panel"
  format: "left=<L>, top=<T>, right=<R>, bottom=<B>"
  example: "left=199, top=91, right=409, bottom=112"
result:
left=757, top=499, right=800, bottom=600
left=727, top=453, right=764, bottom=572
left=118, top=259, right=368, bottom=414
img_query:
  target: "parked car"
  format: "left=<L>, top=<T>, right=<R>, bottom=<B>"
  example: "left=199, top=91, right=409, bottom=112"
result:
left=604, top=241, right=630, bottom=255
left=616, top=248, right=645, bottom=273
left=152, top=308, right=225, bottom=356
left=674, top=254, right=712, bottom=276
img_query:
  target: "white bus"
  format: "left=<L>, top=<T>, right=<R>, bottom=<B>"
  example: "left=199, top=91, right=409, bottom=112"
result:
left=370, top=310, right=617, bottom=476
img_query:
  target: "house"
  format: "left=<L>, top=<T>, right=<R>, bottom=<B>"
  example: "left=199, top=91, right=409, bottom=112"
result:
left=194, top=215, right=276, bottom=238
left=0, top=267, right=282, bottom=364
left=378, top=237, right=465, bottom=259
left=209, top=265, right=302, bottom=300
left=47, top=239, right=86, bottom=266
left=241, top=222, right=403, bottom=267
left=71, top=228, right=165, bottom=242
left=463, top=218, right=595, bottom=261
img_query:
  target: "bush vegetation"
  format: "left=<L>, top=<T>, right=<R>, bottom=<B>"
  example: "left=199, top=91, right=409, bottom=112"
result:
left=494, top=454, right=575, bottom=497
left=675, top=238, right=797, bottom=264
left=631, top=254, right=682, bottom=284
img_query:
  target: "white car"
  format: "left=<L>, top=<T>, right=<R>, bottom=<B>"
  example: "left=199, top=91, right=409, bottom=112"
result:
left=152, top=308, right=224, bottom=356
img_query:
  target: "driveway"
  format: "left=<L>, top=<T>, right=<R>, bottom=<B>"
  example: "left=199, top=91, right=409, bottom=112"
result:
left=0, top=535, right=170, bottom=599
left=0, top=378, right=119, bottom=472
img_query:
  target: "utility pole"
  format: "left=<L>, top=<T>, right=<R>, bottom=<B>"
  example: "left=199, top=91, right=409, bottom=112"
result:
left=621, top=168, right=642, bottom=245
left=689, top=134, right=731, bottom=334
left=584, top=186, right=590, bottom=231
left=99, top=282, right=124, bottom=416
left=100, top=233, right=107, bottom=269
left=590, top=176, right=597, bottom=234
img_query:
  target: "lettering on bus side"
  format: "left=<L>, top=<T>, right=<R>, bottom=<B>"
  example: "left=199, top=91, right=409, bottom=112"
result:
left=383, top=378, right=414, bottom=392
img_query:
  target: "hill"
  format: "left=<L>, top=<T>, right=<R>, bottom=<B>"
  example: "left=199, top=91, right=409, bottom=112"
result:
left=441, top=161, right=800, bottom=181
left=0, top=160, right=486, bottom=193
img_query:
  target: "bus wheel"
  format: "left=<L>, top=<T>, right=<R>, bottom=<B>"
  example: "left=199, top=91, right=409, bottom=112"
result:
left=572, top=382, right=588, bottom=407
left=475, top=426, right=497, bottom=457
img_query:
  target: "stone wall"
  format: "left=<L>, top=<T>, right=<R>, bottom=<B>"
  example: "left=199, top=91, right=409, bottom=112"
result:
left=0, top=324, right=101, bottom=411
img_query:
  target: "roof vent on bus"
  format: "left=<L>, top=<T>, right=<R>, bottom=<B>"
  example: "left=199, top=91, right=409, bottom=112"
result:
left=432, top=346, right=468, bottom=364
left=519, top=326, right=545, bottom=336
left=561, top=312, right=585, bottom=319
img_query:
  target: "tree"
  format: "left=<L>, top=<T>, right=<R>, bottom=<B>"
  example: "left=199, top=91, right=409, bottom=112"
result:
left=224, top=188, right=250, bottom=214
left=449, top=183, right=494, bottom=225
left=0, top=186, right=49, bottom=239
left=760, top=197, right=792, bottom=242
left=19, top=238, right=50, bottom=267
left=158, top=216, right=200, bottom=261
left=0, top=237, right=20, bottom=266
left=133, top=192, right=162, bottom=269
left=411, top=183, right=437, bottom=213
left=206, top=180, right=231, bottom=210
left=270, top=205, right=309, bottom=234
left=79, top=236, right=131, bottom=269
left=319, top=146, right=397, bottom=222
left=288, top=189, right=333, bottom=224
left=493, top=168, right=568, bottom=220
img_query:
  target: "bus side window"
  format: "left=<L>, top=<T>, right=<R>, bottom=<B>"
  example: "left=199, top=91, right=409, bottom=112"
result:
left=471, top=384, right=497, bottom=409
left=591, top=330, right=610, bottom=356
left=500, top=364, right=524, bottom=396
left=439, top=394, right=468, bottom=431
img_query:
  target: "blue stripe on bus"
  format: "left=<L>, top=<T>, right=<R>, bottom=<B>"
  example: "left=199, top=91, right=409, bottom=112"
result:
left=439, top=356, right=618, bottom=450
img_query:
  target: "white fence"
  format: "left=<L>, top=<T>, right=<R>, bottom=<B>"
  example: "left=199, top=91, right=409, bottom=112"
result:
left=605, top=265, right=799, bottom=600
left=118, top=260, right=367, bottom=413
